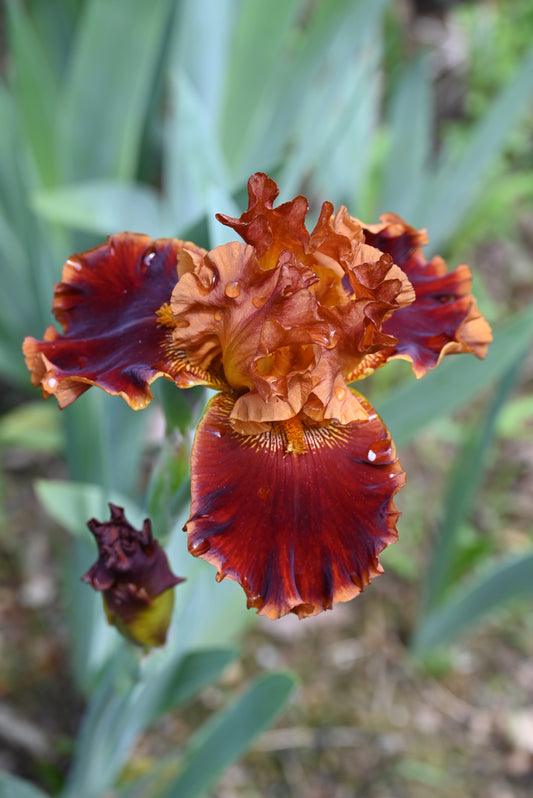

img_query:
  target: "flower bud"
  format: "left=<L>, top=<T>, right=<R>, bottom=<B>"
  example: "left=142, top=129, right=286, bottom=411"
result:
left=82, top=504, right=184, bottom=648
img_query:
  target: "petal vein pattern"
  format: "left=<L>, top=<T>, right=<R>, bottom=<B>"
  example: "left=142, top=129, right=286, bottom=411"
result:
left=186, top=393, right=405, bottom=619
left=23, top=233, right=208, bottom=408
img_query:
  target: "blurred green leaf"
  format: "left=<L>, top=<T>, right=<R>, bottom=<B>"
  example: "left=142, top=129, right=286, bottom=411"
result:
left=7, top=1, right=60, bottom=186
left=60, top=0, right=174, bottom=181
left=218, top=0, right=303, bottom=176
left=159, top=671, right=298, bottom=798
left=60, top=391, right=149, bottom=495
left=280, top=19, right=383, bottom=202
left=413, top=551, right=533, bottom=655
left=497, top=394, right=533, bottom=439
left=146, top=439, right=191, bottom=539
left=0, top=402, right=63, bottom=453
left=415, top=45, right=533, bottom=250
left=422, top=356, right=523, bottom=611
left=0, top=771, right=50, bottom=798
left=64, top=639, right=239, bottom=798
left=164, top=69, right=233, bottom=234
left=34, top=479, right=145, bottom=539
left=32, top=180, right=175, bottom=238
left=376, top=304, right=533, bottom=448
left=380, top=54, right=432, bottom=219
left=142, top=647, right=239, bottom=723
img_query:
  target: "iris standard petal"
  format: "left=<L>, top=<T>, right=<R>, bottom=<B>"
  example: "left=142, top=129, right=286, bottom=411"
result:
left=185, top=393, right=405, bottom=619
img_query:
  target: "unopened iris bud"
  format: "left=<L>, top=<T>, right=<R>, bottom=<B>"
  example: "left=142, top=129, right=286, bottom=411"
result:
left=82, top=503, right=184, bottom=648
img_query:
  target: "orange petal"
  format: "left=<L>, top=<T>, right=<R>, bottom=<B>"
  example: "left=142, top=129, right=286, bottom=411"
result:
left=186, top=393, right=405, bottom=619
left=23, top=234, right=206, bottom=408
left=216, top=172, right=310, bottom=269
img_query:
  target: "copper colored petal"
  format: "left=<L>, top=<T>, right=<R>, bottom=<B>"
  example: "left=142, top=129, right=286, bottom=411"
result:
left=23, top=234, right=206, bottom=408
left=216, top=172, right=310, bottom=266
left=186, top=393, right=405, bottom=619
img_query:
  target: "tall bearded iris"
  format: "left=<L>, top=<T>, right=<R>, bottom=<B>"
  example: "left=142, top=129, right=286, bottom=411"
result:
left=23, top=174, right=491, bottom=619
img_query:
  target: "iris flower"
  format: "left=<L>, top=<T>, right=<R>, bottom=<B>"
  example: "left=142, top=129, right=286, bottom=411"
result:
left=23, top=173, right=491, bottom=619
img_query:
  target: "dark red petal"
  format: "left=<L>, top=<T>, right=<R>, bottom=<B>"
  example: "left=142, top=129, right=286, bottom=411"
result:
left=23, top=234, right=203, bottom=408
left=360, top=217, right=491, bottom=375
left=380, top=262, right=491, bottom=375
left=186, top=393, right=405, bottom=619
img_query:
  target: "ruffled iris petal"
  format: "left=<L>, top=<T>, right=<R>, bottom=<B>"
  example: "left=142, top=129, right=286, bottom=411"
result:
left=23, top=234, right=206, bottom=408
left=358, top=214, right=492, bottom=376
left=186, top=392, right=405, bottom=619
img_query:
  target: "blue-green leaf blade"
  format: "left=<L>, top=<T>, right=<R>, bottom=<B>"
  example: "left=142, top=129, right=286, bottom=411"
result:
left=60, top=0, right=174, bottom=181
left=32, top=180, right=175, bottom=238
left=413, top=552, right=533, bottom=655
left=160, top=671, right=298, bottom=798
left=0, top=772, right=50, bottom=798
left=415, top=45, right=533, bottom=249
left=375, top=304, right=533, bottom=448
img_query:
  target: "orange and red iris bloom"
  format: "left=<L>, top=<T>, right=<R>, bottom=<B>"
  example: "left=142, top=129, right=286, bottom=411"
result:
left=23, top=174, right=491, bottom=619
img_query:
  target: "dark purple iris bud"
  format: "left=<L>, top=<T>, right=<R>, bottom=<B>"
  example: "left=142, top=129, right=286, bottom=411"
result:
left=83, top=504, right=184, bottom=648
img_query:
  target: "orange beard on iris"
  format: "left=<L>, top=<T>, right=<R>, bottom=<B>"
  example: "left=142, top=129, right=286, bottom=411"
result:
left=22, top=173, right=492, bottom=619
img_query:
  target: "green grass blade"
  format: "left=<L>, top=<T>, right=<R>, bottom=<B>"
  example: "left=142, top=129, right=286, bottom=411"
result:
left=160, top=672, right=298, bottom=798
left=60, top=0, right=174, bottom=181
left=375, top=304, right=533, bottom=449
left=412, top=551, right=533, bottom=655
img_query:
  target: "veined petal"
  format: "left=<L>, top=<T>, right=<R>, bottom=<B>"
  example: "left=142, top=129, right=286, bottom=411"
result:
left=356, top=214, right=492, bottom=377
left=23, top=234, right=206, bottom=408
left=186, top=393, right=405, bottom=619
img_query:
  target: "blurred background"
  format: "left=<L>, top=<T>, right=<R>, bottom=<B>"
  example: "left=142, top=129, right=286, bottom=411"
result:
left=1, top=0, right=533, bottom=796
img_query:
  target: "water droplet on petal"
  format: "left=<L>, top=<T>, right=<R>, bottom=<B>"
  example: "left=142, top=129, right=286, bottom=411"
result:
left=214, top=310, right=223, bottom=321
left=142, top=251, right=156, bottom=270
left=190, top=537, right=211, bottom=556
left=252, top=295, right=267, bottom=308
left=367, top=439, right=393, bottom=464
left=258, top=485, right=270, bottom=500
left=225, top=281, right=240, bottom=298
left=335, top=385, right=347, bottom=401
left=47, top=377, right=57, bottom=389
left=327, top=329, right=340, bottom=349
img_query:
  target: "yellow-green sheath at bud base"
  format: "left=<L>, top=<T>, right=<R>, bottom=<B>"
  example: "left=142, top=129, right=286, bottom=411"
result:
left=82, top=504, right=184, bottom=649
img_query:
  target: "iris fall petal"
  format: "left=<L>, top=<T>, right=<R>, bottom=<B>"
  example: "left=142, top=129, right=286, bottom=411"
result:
left=186, top=393, right=405, bottom=619
left=23, top=233, right=206, bottom=408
